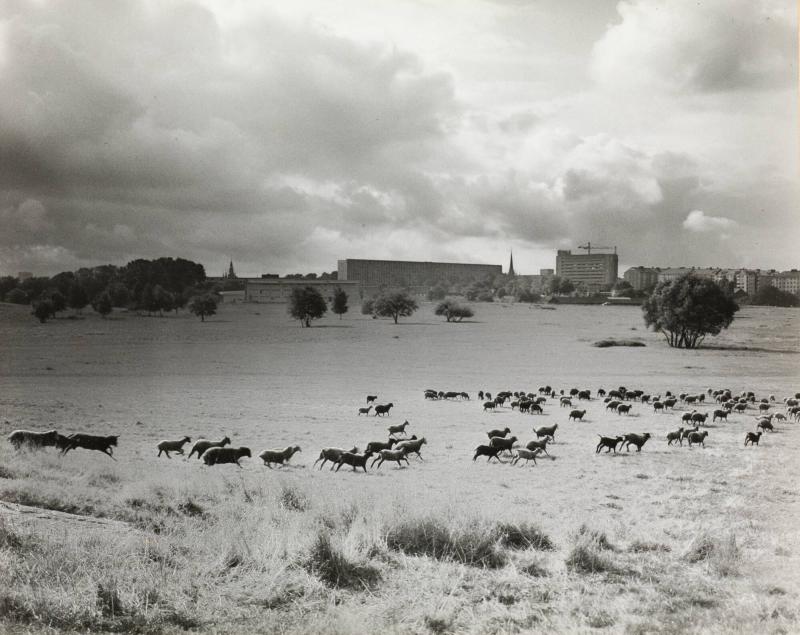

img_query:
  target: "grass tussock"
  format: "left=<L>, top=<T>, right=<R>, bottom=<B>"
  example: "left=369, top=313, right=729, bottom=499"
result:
left=684, top=532, right=741, bottom=576
left=628, top=540, right=671, bottom=553
left=279, top=482, right=310, bottom=512
left=493, top=522, right=555, bottom=551
left=385, top=517, right=507, bottom=569
left=566, top=527, right=623, bottom=575
left=304, top=530, right=381, bottom=590
left=0, top=465, right=15, bottom=479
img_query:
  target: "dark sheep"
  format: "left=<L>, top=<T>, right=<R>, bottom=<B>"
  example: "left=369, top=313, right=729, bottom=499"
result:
left=366, top=395, right=378, bottom=403
left=395, top=436, right=426, bottom=459
left=204, top=446, right=251, bottom=467
left=691, top=412, right=709, bottom=425
left=365, top=438, right=397, bottom=454
left=687, top=431, right=709, bottom=447
left=712, top=409, right=728, bottom=422
left=533, top=424, right=557, bottom=441
left=622, top=432, right=651, bottom=452
left=666, top=428, right=684, bottom=446
left=616, top=404, right=632, bottom=415
left=157, top=436, right=192, bottom=458
left=757, top=419, right=774, bottom=433
left=358, top=406, right=372, bottom=416
left=489, top=435, right=518, bottom=455
left=258, top=445, right=301, bottom=468
left=61, top=433, right=119, bottom=459
left=744, top=431, right=762, bottom=446
left=525, top=437, right=551, bottom=456
left=374, top=403, right=394, bottom=416
left=188, top=436, right=231, bottom=459
left=473, top=444, right=504, bottom=462
left=568, top=409, right=587, bottom=421
left=313, top=446, right=358, bottom=470
left=483, top=401, right=497, bottom=412
left=388, top=420, right=410, bottom=438
left=335, top=450, right=374, bottom=472
left=487, top=427, right=511, bottom=439
left=596, top=435, right=623, bottom=453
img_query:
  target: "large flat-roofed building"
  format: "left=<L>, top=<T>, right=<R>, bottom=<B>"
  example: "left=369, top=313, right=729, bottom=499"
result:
left=763, top=270, right=800, bottom=295
left=338, top=259, right=502, bottom=296
left=623, top=266, right=660, bottom=291
left=555, top=250, right=618, bottom=292
left=244, top=279, right=359, bottom=303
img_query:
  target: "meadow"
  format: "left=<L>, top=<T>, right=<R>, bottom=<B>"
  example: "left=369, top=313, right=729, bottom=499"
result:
left=0, top=300, right=799, bottom=634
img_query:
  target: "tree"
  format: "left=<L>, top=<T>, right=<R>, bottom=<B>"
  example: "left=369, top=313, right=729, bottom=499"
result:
left=642, top=274, right=739, bottom=349
left=68, top=284, right=89, bottom=314
left=361, top=298, right=375, bottom=316
left=92, top=292, right=113, bottom=318
left=434, top=299, right=475, bottom=322
left=5, top=288, right=28, bottom=304
left=558, top=279, right=576, bottom=295
left=373, top=290, right=418, bottom=324
left=427, top=285, right=448, bottom=301
left=189, top=294, right=218, bottom=322
left=0, top=276, right=18, bottom=301
left=32, top=300, right=54, bottom=323
left=48, top=290, right=67, bottom=316
left=749, top=285, right=800, bottom=307
left=331, top=287, right=348, bottom=319
left=288, top=286, right=327, bottom=327
left=516, top=289, right=541, bottom=303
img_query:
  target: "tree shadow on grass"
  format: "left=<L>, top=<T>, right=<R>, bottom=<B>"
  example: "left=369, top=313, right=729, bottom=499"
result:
left=313, top=324, right=354, bottom=329
left=700, top=344, right=799, bottom=354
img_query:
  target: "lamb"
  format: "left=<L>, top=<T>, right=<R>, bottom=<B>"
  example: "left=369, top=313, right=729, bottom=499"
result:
left=358, top=406, right=372, bottom=416
left=335, top=450, right=374, bottom=472
left=525, top=437, right=551, bottom=456
left=744, top=431, right=762, bottom=446
left=388, top=420, right=410, bottom=438
left=258, top=445, right=301, bottom=468
left=489, top=435, right=518, bottom=455
left=188, top=436, right=231, bottom=459
left=487, top=427, right=511, bottom=439
left=473, top=444, right=504, bottom=462
left=61, top=433, right=119, bottom=459
left=374, top=403, right=394, bottom=416
left=686, top=430, right=709, bottom=447
left=156, top=436, right=192, bottom=458
left=203, top=446, right=251, bottom=467
left=7, top=429, right=60, bottom=449
left=395, top=436, right=427, bottom=459
left=313, top=446, right=358, bottom=470
left=371, top=447, right=409, bottom=469
left=512, top=447, right=541, bottom=466
left=533, top=424, right=557, bottom=441
left=595, top=435, right=623, bottom=453
left=622, top=432, right=651, bottom=452
left=666, top=428, right=684, bottom=446
left=365, top=438, right=398, bottom=454
left=568, top=409, right=587, bottom=421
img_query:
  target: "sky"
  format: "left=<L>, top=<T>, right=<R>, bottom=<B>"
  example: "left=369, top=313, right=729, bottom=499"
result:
left=0, top=0, right=797, bottom=277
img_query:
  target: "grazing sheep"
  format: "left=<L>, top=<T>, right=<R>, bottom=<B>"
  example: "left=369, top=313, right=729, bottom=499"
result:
left=366, top=395, right=378, bottom=403
left=489, top=435, right=518, bottom=455
left=606, top=401, right=621, bottom=412
left=758, top=403, right=770, bottom=412
left=7, top=429, right=60, bottom=449
left=528, top=402, right=544, bottom=414
left=622, top=432, right=651, bottom=452
left=616, top=404, right=632, bottom=415
left=757, top=419, right=774, bottom=433
left=712, top=409, right=728, bottom=422
left=512, top=448, right=541, bottom=466
left=313, top=446, right=358, bottom=470
left=156, top=436, right=192, bottom=458
left=473, top=444, right=504, bottom=462
left=568, top=409, right=587, bottom=421
left=653, top=401, right=665, bottom=413
left=525, top=437, right=551, bottom=456
left=371, top=447, right=409, bottom=469
left=533, top=424, right=558, bottom=441
left=744, top=431, right=762, bottom=446
left=560, top=397, right=573, bottom=407
left=188, top=436, right=231, bottom=459
left=518, top=400, right=531, bottom=413
left=687, top=430, right=709, bottom=447
left=204, top=446, right=251, bottom=467
left=395, top=436, right=427, bottom=459
left=681, top=410, right=697, bottom=424
left=374, top=403, right=394, bottom=416
left=483, top=401, right=497, bottom=412
left=388, top=420, right=410, bottom=438
left=774, top=413, right=786, bottom=422
left=365, top=438, right=397, bottom=454
left=734, top=403, right=747, bottom=413
left=61, top=433, right=119, bottom=459
left=595, top=435, right=623, bottom=453
left=577, top=390, right=591, bottom=400
left=663, top=398, right=678, bottom=409
left=691, top=412, right=708, bottom=425
left=335, top=450, right=374, bottom=472
left=258, top=445, right=301, bottom=468
left=487, top=427, right=511, bottom=439
left=358, top=406, right=372, bottom=416
left=597, top=389, right=606, bottom=397
left=666, top=428, right=685, bottom=446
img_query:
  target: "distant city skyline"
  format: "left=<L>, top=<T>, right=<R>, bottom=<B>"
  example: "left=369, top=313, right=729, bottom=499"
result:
left=1, top=1, right=797, bottom=278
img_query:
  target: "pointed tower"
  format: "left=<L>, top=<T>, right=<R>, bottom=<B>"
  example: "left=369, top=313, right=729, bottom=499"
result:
left=508, top=251, right=516, bottom=277
left=227, top=260, right=236, bottom=279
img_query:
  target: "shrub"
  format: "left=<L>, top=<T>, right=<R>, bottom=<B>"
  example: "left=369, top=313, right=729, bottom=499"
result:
left=434, top=299, right=475, bottom=322
left=493, top=522, right=554, bottom=551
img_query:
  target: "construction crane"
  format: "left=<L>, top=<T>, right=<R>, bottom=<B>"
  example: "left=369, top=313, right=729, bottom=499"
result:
left=577, top=242, right=616, bottom=255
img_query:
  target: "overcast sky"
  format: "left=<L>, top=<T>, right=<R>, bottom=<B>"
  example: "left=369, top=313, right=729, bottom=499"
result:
left=0, top=0, right=797, bottom=277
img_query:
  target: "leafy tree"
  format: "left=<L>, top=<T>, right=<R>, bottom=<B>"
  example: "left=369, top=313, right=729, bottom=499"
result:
left=516, top=289, right=541, bottom=303
left=331, top=287, right=348, bottom=319
left=361, top=298, right=375, bottom=316
left=427, top=285, right=448, bottom=301
left=92, top=292, right=113, bottom=318
left=48, top=290, right=67, bottom=315
left=642, top=273, right=739, bottom=349
left=373, top=290, right=418, bottom=324
left=559, top=279, right=576, bottom=295
left=5, top=288, right=28, bottom=304
left=749, top=285, right=800, bottom=307
left=496, top=288, right=507, bottom=299
left=68, top=284, right=89, bottom=314
left=152, top=285, right=174, bottom=315
left=434, top=299, right=475, bottom=322
left=288, top=286, right=327, bottom=327
left=189, top=294, right=218, bottom=322
left=32, top=300, right=54, bottom=323
left=0, top=276, right=18, bottom=301
left=105, top=282, right=130, bottom=308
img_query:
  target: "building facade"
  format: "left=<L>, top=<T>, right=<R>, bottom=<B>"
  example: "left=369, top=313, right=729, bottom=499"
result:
left=337, top=259, right=502, bottom=297
left=623, top=267, right=660, bottom=291
left=765, top=270, right=800, bottom=295
left=244, top=279, right=359, bottom=304
left=555, top=250, right=618, bottom=292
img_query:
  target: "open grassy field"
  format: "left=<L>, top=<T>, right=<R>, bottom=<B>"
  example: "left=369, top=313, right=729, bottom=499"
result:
left=1, top=300, right=799, bottom=633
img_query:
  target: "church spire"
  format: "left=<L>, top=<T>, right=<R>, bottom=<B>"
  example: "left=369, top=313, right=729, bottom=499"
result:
left=227, top=260, right=236, bottom=279
left=508, top=251, right=515, bottom=277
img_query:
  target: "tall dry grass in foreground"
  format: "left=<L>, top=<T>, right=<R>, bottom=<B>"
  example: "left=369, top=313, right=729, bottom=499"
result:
left=0, top=447, right=796, bottom=634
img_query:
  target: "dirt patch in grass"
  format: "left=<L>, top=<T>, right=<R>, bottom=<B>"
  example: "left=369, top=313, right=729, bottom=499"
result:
left=593, top=339, right=646, bottom=348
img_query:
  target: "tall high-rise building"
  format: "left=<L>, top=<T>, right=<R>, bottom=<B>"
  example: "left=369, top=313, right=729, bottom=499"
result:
left=555, top=250, right=618, bottom=292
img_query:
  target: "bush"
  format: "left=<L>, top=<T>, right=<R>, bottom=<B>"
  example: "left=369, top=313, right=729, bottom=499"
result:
left=493, top=522, right=554, bottom=551
left=189, top=294, right=217, bottom=322
left=565, top=527, right=621, bottom=575
left=5, top=288, right=28, bottom=304
left=304, top=531, right=381, bottom=589
left=32, top=300, right=54, bottom=323
left=434, top=299, right=474, bottom=322
left=372, top=290, right=418, bottom=324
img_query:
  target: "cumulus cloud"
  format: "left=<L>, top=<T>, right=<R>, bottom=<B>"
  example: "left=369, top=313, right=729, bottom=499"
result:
left=682, top=210, right=738, bottom=233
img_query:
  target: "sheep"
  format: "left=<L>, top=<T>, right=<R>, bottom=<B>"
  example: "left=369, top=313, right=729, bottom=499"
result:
left=487, top=427, right=511, bottom=439
left=758, top=403, right=770, bottom=412
left=313, top=446, right=358, bottom=470
left=744, top=431, right=762, bottom=446
left=358, top=406, right=372, bottom=416
left=371, top=447, right=409, bottom=469
left=681, top=411, right=697, bottom=424
left=366, top=395, right=378, bottom=403
left=691, top=412, right=708, bottom=425
left=395, top=436, right=427, bottom=459
left=156, top=436, right=192, bottom=458
left=560, top=397, right=573, bottom=407
left=622, top=432, right=651, bottom=452
left=533, top=424, right=557, bottom=441
left=188, top=436, right=231, bottom=459
left=374, top=403, right=394, bottom=416
left=388, top=420, right=410, bottom=438
left=734, top=403, right=748, bottom=413
left=663, top=398, right=678, bottom=409
left=489, top=435, right=518, bottom=455
left=577, top=390, right=591, bottom=400
left=757, top=419, right=774, bottom=433
left=478, top=391, right=485, bottom=400
left=687, top=430, right=709, bottom=447
left=258, top=445, right=301, bottom=468
left=653, top=401, right=665, bottom=413
left=568, top=409, right=587, bottom=421
left=528, top=402, right=544, bottom=414
left=774, top=413, right=787, bottom=422
left=666, top=428, right=685, bottom=446
left=365, top=438, right=397, bottom=454
left=512, top=448, right=541, bottom=466
left=712, top=409, right=728, bottom=422
left=483, top=401, right=497, bottom=412
left=335, top=450, right=374, bottom=472
left=7, top=429, right=60, bottom=449
left=525, top=437, right=551, bottom=456
left=203, top=446, right=251, bottom=467
left=61, top=433, right=119, bottom=459
left=616, top=404, right=632, bottom=415
left=473, top=444, right=504, bottom=462
left=596, top=435, right=623, bottom=453
left=606, top=401, right=622, bottom=412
